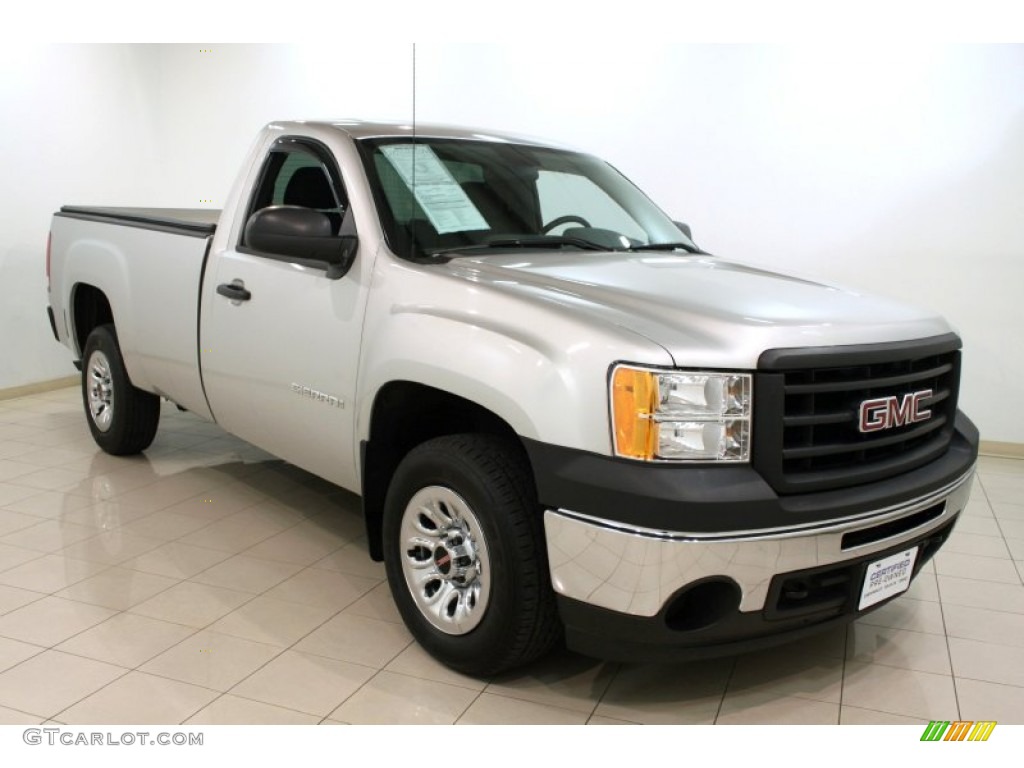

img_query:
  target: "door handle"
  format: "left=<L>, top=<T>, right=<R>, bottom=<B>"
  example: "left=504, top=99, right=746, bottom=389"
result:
left=216, top=282, right=251, bottom=302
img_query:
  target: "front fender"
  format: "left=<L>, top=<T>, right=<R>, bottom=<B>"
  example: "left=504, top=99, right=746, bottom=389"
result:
left=355, top=259, right=673, bottom=455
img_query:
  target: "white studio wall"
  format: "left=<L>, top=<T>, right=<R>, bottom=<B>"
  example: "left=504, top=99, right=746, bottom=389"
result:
left=134, top=45, right=414, bottom=208
left=0, top=43, right=414, bottom=392
left=2, top=44, right=1021, bottom=444
left=0, top=45, right=162, bottom=390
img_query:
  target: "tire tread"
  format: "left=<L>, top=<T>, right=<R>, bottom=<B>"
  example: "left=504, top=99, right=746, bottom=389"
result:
left=82, top=324, right=160, bottom=455
left=383, top=433, right=561, bottom=676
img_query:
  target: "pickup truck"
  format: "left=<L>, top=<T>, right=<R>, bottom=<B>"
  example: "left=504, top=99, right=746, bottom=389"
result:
left=46, top=120, right=979, bottom=675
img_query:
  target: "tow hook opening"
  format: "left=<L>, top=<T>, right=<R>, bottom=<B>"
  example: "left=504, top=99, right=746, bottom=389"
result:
left=664, top=578, right=742, bottom=632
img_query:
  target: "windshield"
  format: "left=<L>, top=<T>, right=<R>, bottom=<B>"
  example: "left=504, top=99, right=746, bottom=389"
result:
left=356, top=137, right=695, bottom=261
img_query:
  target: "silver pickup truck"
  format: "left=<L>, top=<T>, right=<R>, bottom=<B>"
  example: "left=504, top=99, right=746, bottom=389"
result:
left=46, top=120, right=979, bottom=675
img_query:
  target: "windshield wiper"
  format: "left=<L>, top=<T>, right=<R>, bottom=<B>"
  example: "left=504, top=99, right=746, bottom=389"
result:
left=627, top=241, right=704, bottom=254
left=429, top=235, right=608, bottom=257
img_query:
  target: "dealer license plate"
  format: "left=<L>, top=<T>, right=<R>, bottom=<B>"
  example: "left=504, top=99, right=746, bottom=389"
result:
left=858, top=547, right=918, bottom=610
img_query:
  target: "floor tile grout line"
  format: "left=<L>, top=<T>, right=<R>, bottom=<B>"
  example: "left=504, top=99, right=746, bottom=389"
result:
left=930, top=566, right=1022, bottom=587
left=950, top=673, right=1024, bottom=691
left=158, top=569, right=396, bottom=720
left=839, top=614, right=849, bottom=724
left=0, top=526, right=339, bottom=718
left=122, top=533, right=366, bottom=728
left=81, top=492, right=320, bottom=576
left=984, top=496, right=1024, bottom=587
left=372, top=663, right=490, bottom=694
left=587, top=661, right=621, bottom=723
left=33, top=565, right=366, bottom=724
left=319, top=640, right=419, bottom=722
left=590, top=662, right=619, bottom=720
left=0, top=597, right=209, bottom=720
left=864, top=624, right=1024, bottom=654
left=319, top=645, right=496, bottom=725
left=842, top=663, right=958, bottom=723
left=206, top=650, right=383, bottom=725
left=477, top=664, right=615, bottom=722
left=0, top=638, right=48, bottom=676
left=711, top=655, right=739, bottom=725
left=933, top=570, right=962, bottom=720
left=0, top=700, right=54, bottom=723
left=188, top=688, right=331, bottom=724
left=452, top=689, right=588, bottom=725
left=934, top=548, right=1018, bottom=563
left=47, top=661, right=136, bottom=724
left=452, top=687, right=486, bottom=725
left=0, top=550, right=54, bottom=587
left=976, top=474, right=1024, bottom=585
left=140, top=631, right=317, bottom=724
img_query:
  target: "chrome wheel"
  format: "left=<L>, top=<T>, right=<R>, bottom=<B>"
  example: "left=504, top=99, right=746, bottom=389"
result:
left=383, top=435, right=560, bottom=674
left=80, top=325, right=160, bottom=455
left=399, top=485, right=491, bottom=635
left=87, top=351, right=114, bottom=433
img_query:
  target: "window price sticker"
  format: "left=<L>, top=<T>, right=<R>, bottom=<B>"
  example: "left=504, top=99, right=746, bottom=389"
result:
left=380, top=144, right=489, bottom=234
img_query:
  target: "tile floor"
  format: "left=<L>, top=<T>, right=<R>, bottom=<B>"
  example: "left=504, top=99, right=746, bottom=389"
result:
left=0, top=386, right=1022, bottom=725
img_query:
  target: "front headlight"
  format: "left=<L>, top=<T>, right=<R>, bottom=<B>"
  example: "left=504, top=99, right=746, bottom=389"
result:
left=610, top=365, right=752, bottom=462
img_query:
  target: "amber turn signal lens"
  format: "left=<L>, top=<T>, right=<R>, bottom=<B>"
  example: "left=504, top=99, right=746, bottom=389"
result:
left=611, top=367, right=656, bottom=459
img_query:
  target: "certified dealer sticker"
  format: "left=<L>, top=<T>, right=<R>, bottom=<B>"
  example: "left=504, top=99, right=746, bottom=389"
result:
left=859, top=547, right=918, bottom=610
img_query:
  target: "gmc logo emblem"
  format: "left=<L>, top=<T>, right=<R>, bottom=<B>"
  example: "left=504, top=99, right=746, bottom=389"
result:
left=859, top=390, right=933, bottom=433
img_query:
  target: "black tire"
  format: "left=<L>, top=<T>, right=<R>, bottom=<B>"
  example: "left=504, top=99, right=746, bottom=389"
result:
left=382, top=434, right=561, bottom=676
left=81, top=324, right=160, bottom=455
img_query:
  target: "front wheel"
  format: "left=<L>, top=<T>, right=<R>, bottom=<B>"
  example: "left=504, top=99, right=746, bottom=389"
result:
left=81, top=324, right=160, bottom=455
left=382, top=434, right=561, bottom=676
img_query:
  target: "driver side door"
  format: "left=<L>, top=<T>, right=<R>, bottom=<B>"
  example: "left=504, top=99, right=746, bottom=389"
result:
left=199, top=136, right=369, bottom=491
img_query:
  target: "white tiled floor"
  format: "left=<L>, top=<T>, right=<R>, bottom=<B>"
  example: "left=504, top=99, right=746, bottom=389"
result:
left=0, top=386, right=1022, bottom=725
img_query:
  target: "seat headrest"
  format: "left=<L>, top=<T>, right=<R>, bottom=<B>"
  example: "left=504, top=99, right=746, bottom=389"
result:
left=284, top=167, right=337, bottom=210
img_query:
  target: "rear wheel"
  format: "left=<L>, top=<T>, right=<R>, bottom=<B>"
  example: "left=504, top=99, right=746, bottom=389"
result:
left=383, top=434, right=561, bottom=676
left=81, top=324, right=160, bottom=455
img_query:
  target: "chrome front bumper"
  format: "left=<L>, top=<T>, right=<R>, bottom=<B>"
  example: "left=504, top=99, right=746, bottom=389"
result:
left=544, top=467, right=975, bottom=617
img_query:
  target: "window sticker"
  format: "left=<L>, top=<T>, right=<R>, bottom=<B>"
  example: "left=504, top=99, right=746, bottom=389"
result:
left=380, top=145, right=489, bottom=234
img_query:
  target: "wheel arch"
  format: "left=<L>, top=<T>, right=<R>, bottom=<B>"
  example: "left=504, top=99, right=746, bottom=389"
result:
left=360, top=380, right=531, bottom=561
left=71, top=283, right=115, bottom=358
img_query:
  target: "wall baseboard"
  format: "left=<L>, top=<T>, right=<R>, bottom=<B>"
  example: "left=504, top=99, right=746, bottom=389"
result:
left=0, top=376, right=79, bottom=401
left=979, top=440, right=1024, bottom=460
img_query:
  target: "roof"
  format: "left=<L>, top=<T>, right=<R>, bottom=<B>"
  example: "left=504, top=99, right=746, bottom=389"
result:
left=265, top=119, right=573, bottom=150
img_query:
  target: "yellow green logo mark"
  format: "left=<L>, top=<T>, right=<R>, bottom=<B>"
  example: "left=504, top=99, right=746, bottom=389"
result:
left=921, top=721, right=996, bottom=741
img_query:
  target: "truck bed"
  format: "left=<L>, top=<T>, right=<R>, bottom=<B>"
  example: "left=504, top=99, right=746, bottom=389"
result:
left=58, top=206, right=220, bottom=237
left=49, top=205, right=219, bottom=420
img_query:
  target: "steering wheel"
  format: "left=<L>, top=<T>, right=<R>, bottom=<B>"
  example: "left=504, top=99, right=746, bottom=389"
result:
left=541, top=215, right=592, bottom=233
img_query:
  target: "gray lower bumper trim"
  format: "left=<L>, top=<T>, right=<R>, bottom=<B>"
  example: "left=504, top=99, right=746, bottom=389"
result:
left=544, top=467, right=974, bottom=617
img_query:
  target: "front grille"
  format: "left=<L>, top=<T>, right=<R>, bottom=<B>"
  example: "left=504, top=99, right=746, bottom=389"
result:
left=754, top=334, right=962, bottom=494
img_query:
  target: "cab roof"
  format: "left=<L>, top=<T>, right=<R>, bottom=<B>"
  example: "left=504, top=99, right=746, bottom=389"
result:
left=265, top=119, right=572, bottom=150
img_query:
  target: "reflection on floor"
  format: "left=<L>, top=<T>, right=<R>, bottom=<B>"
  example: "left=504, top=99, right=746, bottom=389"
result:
left=0, top=387, right=1022, bottom=724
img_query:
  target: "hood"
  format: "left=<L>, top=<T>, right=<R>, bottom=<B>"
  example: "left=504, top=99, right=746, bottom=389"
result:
left=442, top=252, right=953, bottom=369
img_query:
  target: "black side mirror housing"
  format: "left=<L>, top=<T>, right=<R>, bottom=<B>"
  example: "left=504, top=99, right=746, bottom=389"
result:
left=245, top=205, right=357, bottom=280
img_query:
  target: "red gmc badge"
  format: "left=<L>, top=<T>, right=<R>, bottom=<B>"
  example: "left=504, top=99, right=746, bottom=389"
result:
left=859, top=389, right=933, bottom=433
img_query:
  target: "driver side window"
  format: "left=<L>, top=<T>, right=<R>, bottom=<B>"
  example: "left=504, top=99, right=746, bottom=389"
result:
left=244, top=141, right=348, bottom=243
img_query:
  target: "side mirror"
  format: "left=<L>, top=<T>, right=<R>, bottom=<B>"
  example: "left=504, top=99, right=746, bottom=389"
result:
left=673, top=221, right=694, bottom=241
left=244, top=205, right=357, bottom=280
